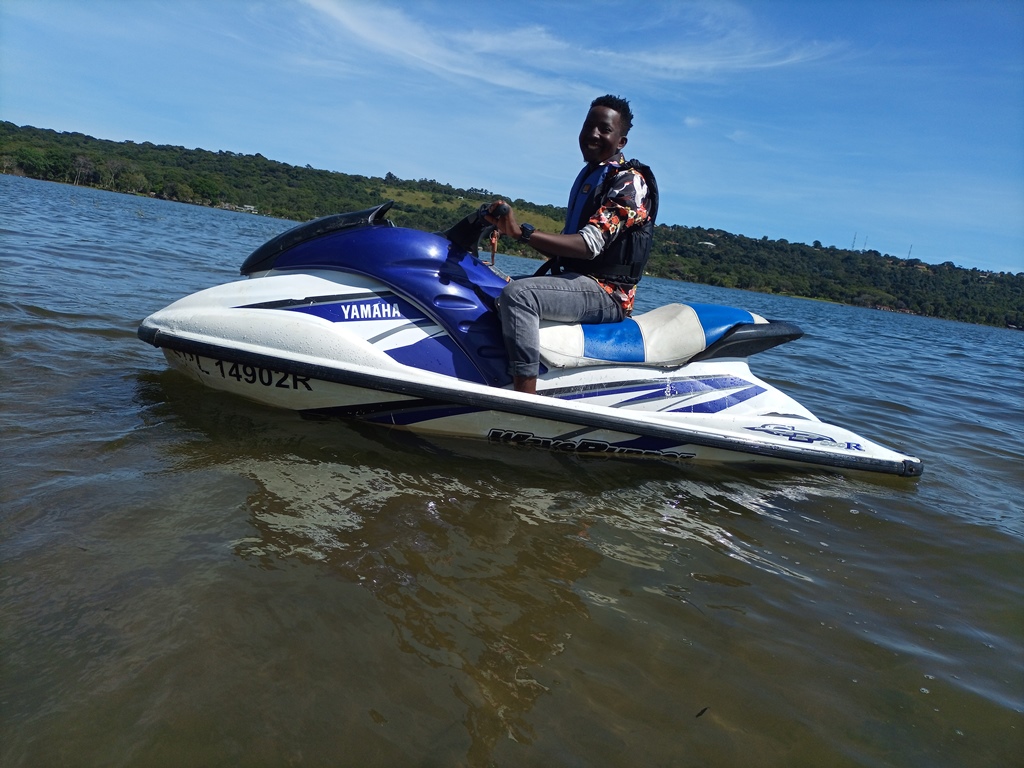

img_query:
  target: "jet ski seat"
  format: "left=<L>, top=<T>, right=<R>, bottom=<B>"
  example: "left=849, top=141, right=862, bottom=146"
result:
left=539, top=303, right=801, bottom=368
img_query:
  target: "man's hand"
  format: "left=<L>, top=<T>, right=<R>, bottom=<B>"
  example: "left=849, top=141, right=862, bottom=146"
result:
left=485, top=200, right=522, bottom=240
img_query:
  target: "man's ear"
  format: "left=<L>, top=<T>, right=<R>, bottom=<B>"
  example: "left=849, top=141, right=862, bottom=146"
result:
left=618, top=135, right=628, bottom=151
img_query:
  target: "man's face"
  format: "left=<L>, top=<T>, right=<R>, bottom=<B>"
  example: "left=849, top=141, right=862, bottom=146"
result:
left=579, top=106, right=628, bottom=165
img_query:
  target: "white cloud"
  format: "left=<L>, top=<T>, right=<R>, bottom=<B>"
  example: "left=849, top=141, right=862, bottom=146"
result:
left=299, top=0, right=842, bottom=99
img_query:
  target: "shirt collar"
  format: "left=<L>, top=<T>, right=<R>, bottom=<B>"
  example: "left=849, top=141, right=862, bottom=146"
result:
left=585, top=152, right=626, bottom=172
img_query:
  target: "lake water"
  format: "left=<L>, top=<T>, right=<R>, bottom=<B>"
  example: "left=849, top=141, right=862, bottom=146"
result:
left=1, top=174, right=1022, bottom=767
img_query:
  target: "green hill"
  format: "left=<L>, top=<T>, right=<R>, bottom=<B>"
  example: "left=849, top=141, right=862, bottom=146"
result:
left=2, top=121, right=1021, bottom=329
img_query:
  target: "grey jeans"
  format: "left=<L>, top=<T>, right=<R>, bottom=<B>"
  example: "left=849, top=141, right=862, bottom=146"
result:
left=496, top=272, right=625, bottom=378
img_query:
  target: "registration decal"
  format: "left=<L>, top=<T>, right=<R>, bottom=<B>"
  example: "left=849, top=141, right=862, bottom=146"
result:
left=746, top=423, right=863, bottom=451
left=212, top=359, right=313, bottom=390
left=169, top=349, right=312, bottom=391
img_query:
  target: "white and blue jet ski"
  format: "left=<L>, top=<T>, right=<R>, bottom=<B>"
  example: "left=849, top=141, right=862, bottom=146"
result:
left=138, top=201, right=923, bottom=477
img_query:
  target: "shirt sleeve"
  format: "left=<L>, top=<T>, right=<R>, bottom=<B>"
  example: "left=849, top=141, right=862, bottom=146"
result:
left=578, top=168, right=650, bottom=259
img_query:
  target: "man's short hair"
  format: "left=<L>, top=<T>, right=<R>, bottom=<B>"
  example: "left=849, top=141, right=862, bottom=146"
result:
left=591, top=95, right=634, bottom=135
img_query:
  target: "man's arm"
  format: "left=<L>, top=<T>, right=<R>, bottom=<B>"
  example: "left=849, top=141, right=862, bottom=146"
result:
left=486, top=168, right=649, bottom=261
left=485, top=201, right=593, bottom=260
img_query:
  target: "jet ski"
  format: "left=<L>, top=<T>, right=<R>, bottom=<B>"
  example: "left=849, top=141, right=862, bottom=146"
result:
left=138, top=201, right=923, bottom=477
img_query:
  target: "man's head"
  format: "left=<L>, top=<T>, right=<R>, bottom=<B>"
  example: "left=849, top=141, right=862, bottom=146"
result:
left=579, top=94, right=633, bottom=166
left=591, top=95, right=633, bottom=134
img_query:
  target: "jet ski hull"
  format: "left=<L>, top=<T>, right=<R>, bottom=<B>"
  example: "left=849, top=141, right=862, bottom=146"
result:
left=140, top=309, right=922, bottom=476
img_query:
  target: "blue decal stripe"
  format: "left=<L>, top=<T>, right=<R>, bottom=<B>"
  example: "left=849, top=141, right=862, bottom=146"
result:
left=557, top=376, right=757, bottom=405
left=386, top=335, right=486, bottom=384
left=558, top=383, right=664, bottom=402
left=290, top=299, right=412, bottom=323
left=241, top=293, right=431, bottom=324
left=239, top=291, right=386, bottom=309
left=669, top=385, right=766, bottom=413
left=615, top=376, right=756, bottom=405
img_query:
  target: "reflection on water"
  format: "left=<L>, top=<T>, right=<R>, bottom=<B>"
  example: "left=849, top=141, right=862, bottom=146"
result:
left=125, top=372, right=1024, bottom=765
left=134, top=372, right=850, bottom=759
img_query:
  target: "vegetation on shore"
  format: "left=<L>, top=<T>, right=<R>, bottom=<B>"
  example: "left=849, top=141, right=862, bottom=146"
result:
left=3, top=120, right=1021, bottom=329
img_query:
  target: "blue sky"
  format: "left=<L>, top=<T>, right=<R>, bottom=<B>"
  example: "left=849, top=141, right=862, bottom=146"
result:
left=2, top=0, right=1022, bottom=273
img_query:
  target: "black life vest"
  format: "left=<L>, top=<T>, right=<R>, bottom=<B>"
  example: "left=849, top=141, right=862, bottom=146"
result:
left=556, top=159, right=659, bottom=286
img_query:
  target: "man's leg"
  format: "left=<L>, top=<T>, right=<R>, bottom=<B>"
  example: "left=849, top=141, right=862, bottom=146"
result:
left=497, top=273, right=623, bottom=392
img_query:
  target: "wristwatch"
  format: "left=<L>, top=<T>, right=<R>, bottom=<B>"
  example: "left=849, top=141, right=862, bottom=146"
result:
left=518, top=223, right=535, bottom=244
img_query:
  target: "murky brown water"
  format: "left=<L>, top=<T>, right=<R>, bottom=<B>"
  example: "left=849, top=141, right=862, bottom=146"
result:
left=2, top=176, right=1022, bottom=766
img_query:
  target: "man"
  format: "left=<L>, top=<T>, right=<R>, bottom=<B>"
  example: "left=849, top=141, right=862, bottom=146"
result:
left=487, top=94, right=657, bottom=394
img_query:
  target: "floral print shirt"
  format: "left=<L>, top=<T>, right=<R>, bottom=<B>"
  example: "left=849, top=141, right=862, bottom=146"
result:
left=577, top=153, right=652, bottom=260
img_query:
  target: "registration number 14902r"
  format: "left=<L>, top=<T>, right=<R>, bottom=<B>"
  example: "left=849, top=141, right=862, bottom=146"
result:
left=172, top=350, right=313, bottom=391
left=212, top=359, right=313, bottom=390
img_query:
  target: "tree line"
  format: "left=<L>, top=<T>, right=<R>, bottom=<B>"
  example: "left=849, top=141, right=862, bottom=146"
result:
left=3, top=120, right=1021, bottom=329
